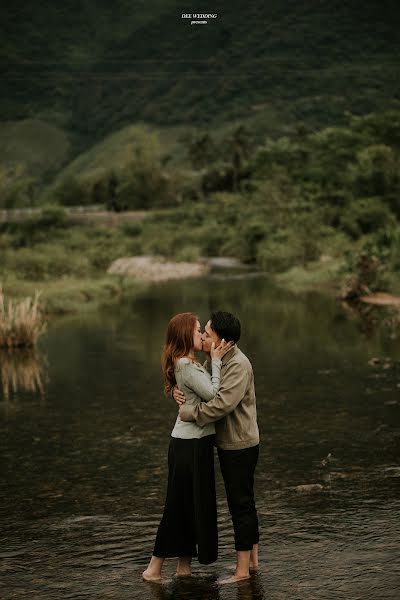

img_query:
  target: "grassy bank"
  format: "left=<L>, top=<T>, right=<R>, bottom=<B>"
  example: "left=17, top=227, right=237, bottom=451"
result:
left=0, top=207, right=147, bottom=314
left=1, top=274, right=145, bottom=317
left=0, top=201, right=398, bottom=319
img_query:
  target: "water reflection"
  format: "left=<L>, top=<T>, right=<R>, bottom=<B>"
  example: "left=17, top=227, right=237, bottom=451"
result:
left=144, top=574, right=265, bottom=600
left=341, top=299, right=400, bottom=339
left=145, top=576, right=220, bottom=600
left=0, top=348, right=47, bottom=400
left=1, top=275, right=399, bottom=600
left=236, top=577, right=265, bottom=600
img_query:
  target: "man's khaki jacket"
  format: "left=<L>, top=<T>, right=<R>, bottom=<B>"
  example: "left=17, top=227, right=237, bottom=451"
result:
left=179, top=345, right=259, bottom=450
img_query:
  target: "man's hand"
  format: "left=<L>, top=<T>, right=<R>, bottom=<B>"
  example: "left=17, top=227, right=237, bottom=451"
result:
left=173, top=386, right=186, bottom=405
left=179, top=403, right=195, bottom=422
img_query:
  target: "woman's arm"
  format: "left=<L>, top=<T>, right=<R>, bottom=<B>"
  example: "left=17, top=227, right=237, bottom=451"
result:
left=179, top=360, right=221, bottom=401
left=175, top=341, right=233, bottom=403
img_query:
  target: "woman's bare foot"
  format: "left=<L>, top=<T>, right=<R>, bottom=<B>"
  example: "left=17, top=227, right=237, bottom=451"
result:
left=142, top=556, right=164, bottom=582
left=142, top=569, right=162, bottom=582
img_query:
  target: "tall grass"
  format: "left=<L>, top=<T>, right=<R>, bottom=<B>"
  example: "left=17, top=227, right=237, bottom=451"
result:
left=0, top=288, right=46, bottom=347
left=0, top=349, right=46, bottom=400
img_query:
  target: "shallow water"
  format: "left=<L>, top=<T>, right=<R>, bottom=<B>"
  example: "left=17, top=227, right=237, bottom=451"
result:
left=1, top=275, right=399, bottom=599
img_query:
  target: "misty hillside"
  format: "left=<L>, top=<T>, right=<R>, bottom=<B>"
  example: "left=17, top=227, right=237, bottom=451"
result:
left=1, top=0, right=399, bottom=144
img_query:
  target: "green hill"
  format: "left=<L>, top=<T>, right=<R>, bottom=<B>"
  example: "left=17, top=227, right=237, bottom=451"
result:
left=0, top=119, right=70, bottom=177
left=52, top=123, right=190, bottom=184
left=1, top=0, right=399, bottom=196
left=1, top=0, right=399, bottom=141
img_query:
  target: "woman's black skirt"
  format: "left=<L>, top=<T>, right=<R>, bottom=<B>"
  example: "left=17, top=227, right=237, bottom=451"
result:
left=153, top=434, right=218, bottom=564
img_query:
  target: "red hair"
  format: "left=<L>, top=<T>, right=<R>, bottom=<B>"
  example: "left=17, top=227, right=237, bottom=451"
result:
left=161, top=312, right=198, bottom=395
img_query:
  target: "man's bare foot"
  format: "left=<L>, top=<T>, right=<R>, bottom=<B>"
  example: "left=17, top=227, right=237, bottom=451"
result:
left=176, top=556, right=191, bottom=577
left=227, top=563, right=259, bottom=573
left=250, top=543, right=259, bottom=572
left=142, top=568, right=162, bottom=582
left=219, top=573, right=251, bottom=584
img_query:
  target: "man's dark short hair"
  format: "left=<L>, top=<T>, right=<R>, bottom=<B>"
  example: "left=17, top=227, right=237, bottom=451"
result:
left=210, top=311, right=241, bottom=343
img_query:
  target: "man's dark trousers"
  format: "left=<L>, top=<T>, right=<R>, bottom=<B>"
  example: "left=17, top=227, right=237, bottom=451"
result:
left=217, top=444, right=259, bottom=551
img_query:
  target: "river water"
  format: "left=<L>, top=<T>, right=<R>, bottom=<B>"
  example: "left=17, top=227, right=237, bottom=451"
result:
left=1, top=274, right=399, bottom=599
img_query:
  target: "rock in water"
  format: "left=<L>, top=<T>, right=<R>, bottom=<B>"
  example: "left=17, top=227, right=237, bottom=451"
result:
left=107, top=256, right=209, bottom=282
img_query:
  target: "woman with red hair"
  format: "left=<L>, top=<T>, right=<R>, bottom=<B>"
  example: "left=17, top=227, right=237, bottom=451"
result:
left=142, top=312, right=232, bottom=581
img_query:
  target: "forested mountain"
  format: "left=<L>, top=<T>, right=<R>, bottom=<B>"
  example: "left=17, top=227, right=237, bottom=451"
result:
left=1, top=0, right=399, bottom=142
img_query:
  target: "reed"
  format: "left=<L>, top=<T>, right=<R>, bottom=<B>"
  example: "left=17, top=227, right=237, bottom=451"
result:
left=0, top=288, right=46, bottom=348
left=0, top=349, right=46, bottom=400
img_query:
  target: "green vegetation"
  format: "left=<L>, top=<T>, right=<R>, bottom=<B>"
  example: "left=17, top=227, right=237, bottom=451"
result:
left=1, top=109, right=399, bottom=310
left=0, top=289, right=45, bottom=347
left=0, top=207, right=145, bottom=314
left=0, top=119, right=70, bottom=177
left=1, top=0, right=399, bottom=309
left=2, top=1, right=399, bottom=138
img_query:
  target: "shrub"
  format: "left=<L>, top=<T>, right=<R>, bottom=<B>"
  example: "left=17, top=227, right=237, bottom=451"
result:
left=120, top=221, right=143, bottom=237
left=89, top=172, right=118, bottom=206
left=0, top=219, right=50, bottom=248
left=347, top=144, right=399, bottom=197
left=366, top=227, right=400, bottom=272
left=51, top=176, right=91, bottom=206
left=0, top=289, right=46, bottom=348
left=389, top=233, right=400, bottom=271
left=341, top=251, right=388, bottom=298
left=339, top=198, right=395, bottom=239
left=37, top=205, right=67, bottom=229
left=141, top=227, right=180, bottom=256
left=241, top=221, right=269, bottom=263
left=201, top=163, right=250, bottom=194
left=0, top=165, right=40, bottom=209
left=7, top=246, right=91, bottom=280
left=257, top=237, right=302, bottom=273
left=106, top=137, right=178, bottom=211
left=198, top=223, right=231, bottom=257
left=186, top=132, right=218, bottom=167
left=114, top=170, right=175, bottom=211
left=175, top=245, right=201, bottom=262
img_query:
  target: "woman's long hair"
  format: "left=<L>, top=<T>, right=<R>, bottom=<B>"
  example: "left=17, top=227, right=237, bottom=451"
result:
left=162, top=312, right=198, bottom=395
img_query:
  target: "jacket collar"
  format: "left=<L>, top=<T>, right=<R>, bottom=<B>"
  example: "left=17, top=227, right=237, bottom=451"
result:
left=221, top=344, right=238, bottom=367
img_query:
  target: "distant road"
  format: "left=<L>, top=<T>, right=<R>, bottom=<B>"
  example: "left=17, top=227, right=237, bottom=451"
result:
left=0, top=206, right=154, bottom=225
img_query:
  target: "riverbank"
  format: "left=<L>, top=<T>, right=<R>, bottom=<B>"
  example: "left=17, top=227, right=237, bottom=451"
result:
left=1, top=207, right=399, bottom=318
left=1, top=275, right=146, bottom=316
left=274, top=257, right=345, bottom=294
left=275, top=256, right=400, bottom=297
left=3, top=254, right=399, bottom=321
left=1, top=255, right=244, bottom=316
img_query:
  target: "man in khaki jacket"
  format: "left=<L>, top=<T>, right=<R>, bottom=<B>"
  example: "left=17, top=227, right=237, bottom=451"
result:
left=174, top=311, right=260, bottom=582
